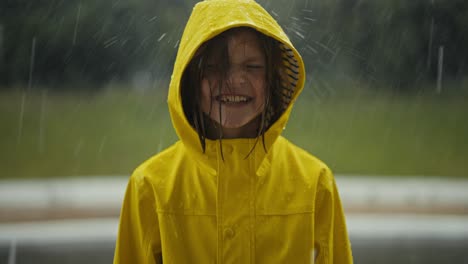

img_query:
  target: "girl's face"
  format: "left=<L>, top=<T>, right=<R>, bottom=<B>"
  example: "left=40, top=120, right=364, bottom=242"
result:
left=200, top=29, right=266, bottom=136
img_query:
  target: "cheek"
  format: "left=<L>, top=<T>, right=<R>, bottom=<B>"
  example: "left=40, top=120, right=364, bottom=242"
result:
left=253, top=79, right=266, bottom=104
left=200, top=78, right=214, bottom=112
left=200, top=79, right=211, bottom=101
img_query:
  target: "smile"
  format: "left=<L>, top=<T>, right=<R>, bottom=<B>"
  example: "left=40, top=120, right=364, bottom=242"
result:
left=215, top=95, right=252, bottom=103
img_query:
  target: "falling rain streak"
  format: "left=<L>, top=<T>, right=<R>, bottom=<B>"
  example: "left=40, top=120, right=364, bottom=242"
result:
left=28, top=37, right=36, bottom=91
left=7, top=239, right=16, bottom=264
left=305, top=44, right=318, bottom=54
left=312, top=40, right=337, bottom=56
left=17, top=92, right=26, bottom=145
left=294, top=30, right=305, bottom=39
left=303, top=17, right=316, bottom=22
left=74, top=139, right=84, bottom=157
left=104, top=36, right=119, bottom=48
left=98, top=136, right=107, bottom=158
left=427, top=17, right=435, bottom=69
left=0, top=25, right=3, bottom=69
left=73, top=2, right=82, bottom=46
left=38, top=90, right=47, bottom=154
left=158, top=33, right=167, bottom=42
left=437, top=46, right=444, bottom=93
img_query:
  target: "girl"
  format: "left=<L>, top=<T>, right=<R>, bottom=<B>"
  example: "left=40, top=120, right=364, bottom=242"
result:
left=114, top=0, right=353, bottom=263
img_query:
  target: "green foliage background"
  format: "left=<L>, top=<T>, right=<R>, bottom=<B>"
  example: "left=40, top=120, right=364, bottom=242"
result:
left=1, top=81, right=467, bottom=179
left=0, top=0, right=467, bottom=178
left=1, top=0, right=467, bottom=90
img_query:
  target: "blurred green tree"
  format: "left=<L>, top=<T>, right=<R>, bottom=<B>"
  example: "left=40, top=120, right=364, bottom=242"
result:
left=0, top=0, right=466, bottom=91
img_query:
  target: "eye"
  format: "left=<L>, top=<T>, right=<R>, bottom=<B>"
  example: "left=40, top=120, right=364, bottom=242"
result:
left=205, top=64, right=219, bottom=73
left=246, top=64, right=264, bottom=70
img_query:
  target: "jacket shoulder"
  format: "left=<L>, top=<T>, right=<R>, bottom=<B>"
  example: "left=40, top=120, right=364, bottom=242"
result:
left=272, top=136, right=336, bottom=189
left=274, top=136, right=330, bottom=171
left=131, top=141, right=184, bottom=182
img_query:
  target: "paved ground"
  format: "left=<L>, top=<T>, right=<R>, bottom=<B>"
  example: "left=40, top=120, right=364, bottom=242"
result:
left=1, top=214, right=468, bottom=243
left=1, top=215, right=467, bottom=264
left=1, top=175, right=467, bottom=222
left=1, top=175, right=468, bottom=263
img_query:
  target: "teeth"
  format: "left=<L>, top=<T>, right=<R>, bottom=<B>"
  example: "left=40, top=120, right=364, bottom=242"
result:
left=219, top=95, right=248, bottom=103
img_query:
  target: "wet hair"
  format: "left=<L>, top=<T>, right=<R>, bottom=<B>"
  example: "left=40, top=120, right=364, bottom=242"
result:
left=181, top=27, right=287, bottom=156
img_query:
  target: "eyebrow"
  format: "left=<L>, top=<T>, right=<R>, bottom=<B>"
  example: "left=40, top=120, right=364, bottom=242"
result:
left=243, top=56, right=265, bottom=63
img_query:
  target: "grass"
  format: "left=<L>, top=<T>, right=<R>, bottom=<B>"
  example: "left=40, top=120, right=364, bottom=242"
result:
left=0, top=86, right=177, bottom=179
left=286, top=82, right=468, bottom=177
left=1, top=82, right=467, bottom=179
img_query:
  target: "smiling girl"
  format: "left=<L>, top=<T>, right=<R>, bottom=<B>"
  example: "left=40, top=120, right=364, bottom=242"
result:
left=114, top=1, right=353, bottom=263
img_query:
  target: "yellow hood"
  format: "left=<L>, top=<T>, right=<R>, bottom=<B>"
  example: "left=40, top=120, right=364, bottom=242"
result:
left=168, top=0, right=306, bottom=156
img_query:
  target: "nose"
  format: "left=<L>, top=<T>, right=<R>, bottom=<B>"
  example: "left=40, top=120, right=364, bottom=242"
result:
left=227, top=65, right=247, bottom=87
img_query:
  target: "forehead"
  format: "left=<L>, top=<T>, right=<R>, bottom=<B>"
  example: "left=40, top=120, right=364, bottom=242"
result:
left=204, top=28, right=265, bottom=61
left=226, top=29, right=263, bottom=53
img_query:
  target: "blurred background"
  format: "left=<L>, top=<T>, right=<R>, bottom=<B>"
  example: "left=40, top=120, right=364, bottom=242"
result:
left=0, top=0, right=467, bottom=263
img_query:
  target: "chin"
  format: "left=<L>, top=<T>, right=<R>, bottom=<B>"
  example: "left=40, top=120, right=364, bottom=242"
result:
left=219, top=115, right=261, bottom=129
left=220, top=122, right=249, bottom=129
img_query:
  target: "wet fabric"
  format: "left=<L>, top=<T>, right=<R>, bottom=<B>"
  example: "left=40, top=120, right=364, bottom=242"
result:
left=114, top=0, right=353, bottom=263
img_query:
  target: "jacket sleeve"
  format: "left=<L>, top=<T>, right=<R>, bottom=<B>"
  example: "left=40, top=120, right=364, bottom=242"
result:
left=114, top=171, right=162, bottom=264
left=314, top=168, right=353, bottom=263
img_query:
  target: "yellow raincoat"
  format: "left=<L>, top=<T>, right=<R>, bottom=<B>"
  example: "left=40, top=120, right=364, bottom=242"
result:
left=114, top=0, right=353, bottom=263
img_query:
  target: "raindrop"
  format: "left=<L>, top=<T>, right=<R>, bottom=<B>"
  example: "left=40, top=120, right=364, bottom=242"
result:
left=303, top=17, right=316, bottom=22
left=38, top=90, right=47, bottom=154
left=437, top=46, right=444, bottom=93
left=111, top=0, right=122, bottom=8
left=312, top=40, right=337, bottom=56
left=7, top=239, right=16, bottom=264
left=426, top=17, right=435, bottom=70
left=103, top=36, right=118, bottom=48
left=158, top=33, right=167, bottom=42
left=156, top=137, right=163, bottom=153
left=28, top=37, right=36, bottom=91
left=17, top=92, right=26, bottom=145
left=74, top=138, right=84, bottom=157
left=305, top=44, right=317, bottom=54
left=98, top=136, right=107, bottom=157
left=72, top=2, right=82, bottom=46
left=294, top=30, right=305, bottom=39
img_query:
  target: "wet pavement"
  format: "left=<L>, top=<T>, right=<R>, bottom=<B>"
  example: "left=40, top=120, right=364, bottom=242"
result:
left=1, top=215, right=467, bottom=264
left=1, top=175, right=468, bottom=263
